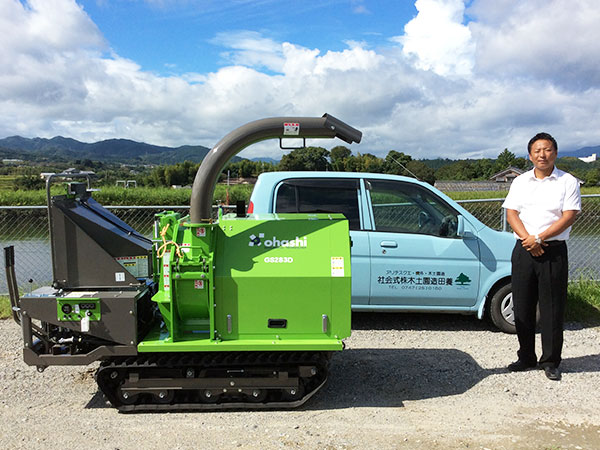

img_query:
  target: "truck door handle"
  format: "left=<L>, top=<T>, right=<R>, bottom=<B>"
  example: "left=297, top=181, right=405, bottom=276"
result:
left=380, top=241, right=398, bottom=248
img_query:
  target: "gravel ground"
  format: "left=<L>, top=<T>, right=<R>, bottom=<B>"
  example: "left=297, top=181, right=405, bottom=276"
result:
left=1, top=313, right=599, bottom=450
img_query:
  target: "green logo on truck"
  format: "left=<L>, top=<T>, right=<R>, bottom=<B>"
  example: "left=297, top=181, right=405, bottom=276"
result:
left=455, top=273, right=472, bottom=286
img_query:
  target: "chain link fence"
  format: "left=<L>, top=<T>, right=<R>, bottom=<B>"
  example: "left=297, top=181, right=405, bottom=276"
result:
left=458, top=195, right=600, bottom=279
left=0, top=205, right=231, bottom=295
left=2, top=196, right=599, bottom=294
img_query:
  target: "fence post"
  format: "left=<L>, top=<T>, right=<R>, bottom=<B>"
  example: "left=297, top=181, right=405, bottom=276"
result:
left=501, top=207, right=508, bottom=232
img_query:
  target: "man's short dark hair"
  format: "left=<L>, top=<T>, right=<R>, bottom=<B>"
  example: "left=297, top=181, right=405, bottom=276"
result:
left=528, top=132, right=557, bottom=154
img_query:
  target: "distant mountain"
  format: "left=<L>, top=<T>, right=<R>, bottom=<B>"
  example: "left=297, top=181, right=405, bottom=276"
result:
left=3, top=135, right=597, bottom=165
left=0, top=146, right=30, bottom=160
left=0, top=136, right=214, bottom=164
left=251, top=156, right=280, bottom=164
left=421, top=158, right=457, bottom=170
left=561, top=145, right=600, bottom=158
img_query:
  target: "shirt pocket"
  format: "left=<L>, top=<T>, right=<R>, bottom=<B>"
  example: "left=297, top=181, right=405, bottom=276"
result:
left=536, top=182, right=565, bottom=213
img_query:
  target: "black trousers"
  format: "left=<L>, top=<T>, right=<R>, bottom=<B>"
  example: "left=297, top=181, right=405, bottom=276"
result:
left=511, top=240, right=568, bottom=368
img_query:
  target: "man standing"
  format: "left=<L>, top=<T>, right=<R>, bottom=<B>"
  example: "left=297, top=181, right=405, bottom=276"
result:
left=502, top=132, right=581, bottom=381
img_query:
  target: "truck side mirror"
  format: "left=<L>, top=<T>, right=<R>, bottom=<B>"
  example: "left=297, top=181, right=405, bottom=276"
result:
left=457, top=215, right=465, bottom=237
left=457, top=215, right=476, bottom=239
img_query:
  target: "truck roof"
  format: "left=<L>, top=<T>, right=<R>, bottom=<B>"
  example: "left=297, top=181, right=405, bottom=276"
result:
left=256, top=171, right=431, bottom=185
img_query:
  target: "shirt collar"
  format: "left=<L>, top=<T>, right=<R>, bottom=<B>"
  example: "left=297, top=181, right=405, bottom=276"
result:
left=526, top=166, right=558, bottom=181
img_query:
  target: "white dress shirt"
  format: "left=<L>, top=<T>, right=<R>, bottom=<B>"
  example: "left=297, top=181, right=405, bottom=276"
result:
left=502, top=167, right=581, bottom=241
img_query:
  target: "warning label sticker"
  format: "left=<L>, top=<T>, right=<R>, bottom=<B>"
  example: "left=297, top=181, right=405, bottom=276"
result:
left=283, top=122, right=300, bottom=135
left=116, top=255, right=149, bottom=278
left=64, top=291, right=98, bottom=298
left=162, top=252, right=170, bottom=291
left=331, top=257, right=344, bottom=277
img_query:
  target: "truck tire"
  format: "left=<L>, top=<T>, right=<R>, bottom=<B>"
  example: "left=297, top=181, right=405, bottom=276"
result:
left=489, top=283, right=541, bottom=334
left=489, top=284, right=517, bottom=334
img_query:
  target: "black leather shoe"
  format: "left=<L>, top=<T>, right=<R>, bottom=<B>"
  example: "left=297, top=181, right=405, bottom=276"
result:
left=544, top=366, right=561, bottom=381
left=507, top=360, right=537, bottom=372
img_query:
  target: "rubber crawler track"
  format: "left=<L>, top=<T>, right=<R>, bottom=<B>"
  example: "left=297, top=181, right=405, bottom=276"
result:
left=96, top=351, right=332, bottom=412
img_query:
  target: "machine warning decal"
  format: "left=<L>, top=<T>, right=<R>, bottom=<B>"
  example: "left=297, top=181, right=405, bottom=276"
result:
left=115, top=272, right=125, bottom=282
left=331, top=257, right=344, bottom=277
left=283, top=122, right=300, bottom=135
left=116, top=255, right=149, bottom=277
left=196, top=227, right=206, bottom=237
left=194, top=280, right=205, bottom=289
left=81, top=316, right=90, bottom=332
left=162, top=252, right=171, bottom=291
left=376, top=270, right=473, bottom=291
left=64, top=291, right=98, bottom=298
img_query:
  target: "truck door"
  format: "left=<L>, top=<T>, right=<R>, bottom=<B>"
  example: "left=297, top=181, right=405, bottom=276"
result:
left=273, top=178, right=370, bottom=305
left=365, top=179, right=480, bottom=308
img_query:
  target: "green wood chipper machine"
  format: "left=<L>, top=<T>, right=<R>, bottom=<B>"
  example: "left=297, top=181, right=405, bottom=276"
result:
left=4, top=114, right=361, bottom=411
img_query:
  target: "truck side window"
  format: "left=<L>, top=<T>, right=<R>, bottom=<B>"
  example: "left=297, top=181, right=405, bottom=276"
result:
left=274, top=179, right=361, bottom=230
left=367, top=179, right=459, bottom=237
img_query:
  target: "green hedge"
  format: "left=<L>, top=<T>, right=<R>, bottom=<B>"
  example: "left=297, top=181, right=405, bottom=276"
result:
left=0, top=184, right=255, bottom=206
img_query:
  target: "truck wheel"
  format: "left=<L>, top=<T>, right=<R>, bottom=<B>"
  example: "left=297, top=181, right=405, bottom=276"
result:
left=489, top=283, right=541, bottom=334
left=489, top=284, right=517, bottom=334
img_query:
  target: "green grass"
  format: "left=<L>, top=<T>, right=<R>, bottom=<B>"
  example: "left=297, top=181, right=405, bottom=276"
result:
left=0, top=189, right=47, bottom=205
left=446, top=186, right=600, bottom=201
left=0, top=175, right=17, bottom=190
left=446, top=190, right=508, bottom=201
left=0, top=296, right=11, bottom=320
left=582, top=186, right=600, bottom=195
left=566, top=279, right=600, bottom=325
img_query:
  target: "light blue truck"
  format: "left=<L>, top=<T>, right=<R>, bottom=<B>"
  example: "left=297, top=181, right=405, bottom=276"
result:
left=248, top=171, right=518, bottom=333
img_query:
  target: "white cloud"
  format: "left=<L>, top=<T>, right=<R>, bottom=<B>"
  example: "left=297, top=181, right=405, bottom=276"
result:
left=469, top=0, right=600, bottom=89
left=0, top=0, right=106, bottom=129
left=0, top=0, right=104, bottom=53
left=393, top=0, right=475, bottom=76
left=351, top=0, right=370, bottom=15
left=471, top=0, right=600, bottom=89
left=1, top=0, right=600, bottom=160
left=210, top=31, right=285, bottom=72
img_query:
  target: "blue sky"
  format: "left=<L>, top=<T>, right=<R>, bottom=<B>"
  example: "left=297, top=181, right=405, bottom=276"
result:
left=80, top=1, right=420, bottom=76
left=2, top=0, right=600, bottom=160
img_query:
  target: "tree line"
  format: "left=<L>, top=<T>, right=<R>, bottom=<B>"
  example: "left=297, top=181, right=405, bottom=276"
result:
left=6, top=145, right=600, bottom=190
left=144, top=146, right=531, bottom=187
